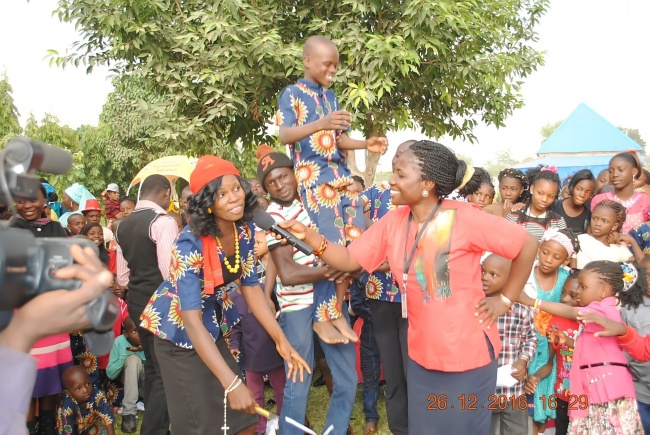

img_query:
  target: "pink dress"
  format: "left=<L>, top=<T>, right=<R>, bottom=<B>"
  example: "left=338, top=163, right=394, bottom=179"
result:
left=30, top=334, right=73, bottom=397
left=591, top=191, right=650, bottom=235
left=569, top=297, right=636, bottom=418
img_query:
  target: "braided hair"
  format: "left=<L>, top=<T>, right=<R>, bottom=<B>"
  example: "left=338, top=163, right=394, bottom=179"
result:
left=188, top=176, right=259, bottom=238
left=593, top=199, right=627, bottom=232
left=582, top=260, right=646, bottom=309
left=522, top=165, right=561, bottom=205
left=458, top=167, right=493, bottom=198
left=409, top=140, right=467, bottom=198
left=498, top=168, right=528, bottom=202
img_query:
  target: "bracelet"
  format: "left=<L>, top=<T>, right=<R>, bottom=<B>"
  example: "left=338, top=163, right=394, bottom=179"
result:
left=533, top=298, right=541, bottom=309
left=313, top=235, right=328, bottom=257
left=499, top=294, right=513, bottom=308
left=222, top=376, right=243, bottom=434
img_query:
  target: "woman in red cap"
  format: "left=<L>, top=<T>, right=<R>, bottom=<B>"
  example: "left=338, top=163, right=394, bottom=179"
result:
left=140, top=155, right=309, bottom=434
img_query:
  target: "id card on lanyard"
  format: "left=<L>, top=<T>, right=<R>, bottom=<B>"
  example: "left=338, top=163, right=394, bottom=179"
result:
left=401, top=199, right=442, bottom=318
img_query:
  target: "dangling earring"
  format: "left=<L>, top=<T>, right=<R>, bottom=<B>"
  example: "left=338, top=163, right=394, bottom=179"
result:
left=207, top=207, right=212, bottom=214
left=422, top=190, right=429, bottom=198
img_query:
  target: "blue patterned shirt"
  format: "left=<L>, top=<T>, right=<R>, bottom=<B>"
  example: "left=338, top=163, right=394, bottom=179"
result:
left=276, top=79, right=352, bottom=189
left=361, top=184, right=400, bottom=302
left=629, top=221, right=650, bottom=255
left=140, top=224, right=258, bottom=348
left=56, top=387, right=114, bottom=435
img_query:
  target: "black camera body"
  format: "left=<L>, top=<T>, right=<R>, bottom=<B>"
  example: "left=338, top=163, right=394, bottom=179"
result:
left=0, top=227, right=93, bottom=310
left=0, top=137, right=118, bottom=349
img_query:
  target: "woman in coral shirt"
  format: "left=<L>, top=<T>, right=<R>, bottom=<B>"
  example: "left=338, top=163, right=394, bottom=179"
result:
left=279, top=140, right=538, bottom=434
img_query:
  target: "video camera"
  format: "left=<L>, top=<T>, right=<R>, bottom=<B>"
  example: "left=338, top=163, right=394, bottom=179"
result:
left=0, top=136, right=118, bottom=352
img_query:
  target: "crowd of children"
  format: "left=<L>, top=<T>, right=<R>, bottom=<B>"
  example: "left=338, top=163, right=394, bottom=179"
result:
left=7, top=34, right=650, bottom=435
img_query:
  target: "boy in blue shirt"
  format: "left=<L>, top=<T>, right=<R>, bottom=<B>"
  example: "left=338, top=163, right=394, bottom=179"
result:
left=276, top=35, right=387, bottom=343
left=106, top=317, right=145, bottom=433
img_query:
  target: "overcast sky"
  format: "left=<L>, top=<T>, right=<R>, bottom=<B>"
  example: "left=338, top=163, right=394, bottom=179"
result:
left=1, top=0, right=649, bottom=170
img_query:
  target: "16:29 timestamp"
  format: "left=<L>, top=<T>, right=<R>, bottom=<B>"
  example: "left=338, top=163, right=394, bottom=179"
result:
left=427, top=394, right=589, bottom=411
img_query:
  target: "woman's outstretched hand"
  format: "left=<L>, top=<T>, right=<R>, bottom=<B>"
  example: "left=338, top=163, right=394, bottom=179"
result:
left=577, top=311, right=627, bottom=337
left=475, top=296, right=510, bottom=329
left=277, top=219, right=320, bottom=248
left=276, top=338, right=312, bottom=383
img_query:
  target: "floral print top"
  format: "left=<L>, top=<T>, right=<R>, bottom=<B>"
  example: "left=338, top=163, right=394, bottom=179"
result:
left=140, top=224, right=257, bottom=348
left=56, top=387, right=114, bottom=435
left=276, top=78, right=352, bottom=189
left=361, top=183, right=400, bottom=303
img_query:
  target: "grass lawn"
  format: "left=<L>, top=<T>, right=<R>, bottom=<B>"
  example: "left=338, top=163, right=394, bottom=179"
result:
left=113, top=381, right=392, bottom=434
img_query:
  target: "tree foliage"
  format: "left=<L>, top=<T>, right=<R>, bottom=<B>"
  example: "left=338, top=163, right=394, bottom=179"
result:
left=0, top=74, right=21, bottom=145
left=486, top=150, right=517, bottom=178
left=53, top=0, right=549, bottom=185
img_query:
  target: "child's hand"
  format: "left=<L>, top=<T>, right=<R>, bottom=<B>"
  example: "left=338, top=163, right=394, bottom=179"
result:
left=523, top=374, right=539, bottom=394
left=319, top=110, right=351, bottom=131
left=127, top=345, right=142, bottom=352
left=366, top=137, right=388, bottom=154
left=230, top=349, right=240, bottom=359
left=547, top=324, right=567, bottom=346
left=511, top=359, right=528, bottom=381
left=577, top=310, right=628, bottom=337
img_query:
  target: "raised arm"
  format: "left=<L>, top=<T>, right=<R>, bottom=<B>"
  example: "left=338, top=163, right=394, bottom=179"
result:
left=277, top=220, right=363, bottom=273
left=519, top=292, right=580, bottom=320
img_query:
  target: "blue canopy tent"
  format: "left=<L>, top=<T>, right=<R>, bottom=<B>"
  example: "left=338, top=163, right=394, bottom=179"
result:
left=514, top=103, right=642, bottom=180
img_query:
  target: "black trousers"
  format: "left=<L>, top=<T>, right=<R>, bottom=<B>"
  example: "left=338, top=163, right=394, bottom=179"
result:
left=154, top=336, right=258, bottom=434
left=369, top=299, right=409, bottom=435
left=130, top=305, right=170, bottom=435
left=555, top=399, right=569, bottom=435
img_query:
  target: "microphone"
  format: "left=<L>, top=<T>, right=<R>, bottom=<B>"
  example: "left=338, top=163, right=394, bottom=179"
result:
left=253, top=210, right=314, bottom=256
left=3, top=136, right=73, bottom=175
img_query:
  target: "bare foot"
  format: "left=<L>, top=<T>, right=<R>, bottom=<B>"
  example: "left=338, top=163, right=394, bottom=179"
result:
left=313, top=321, right=349, bottom=344
left=364, top=421, right=377, bottom=434
left=332, top=317, right=359, bottom=343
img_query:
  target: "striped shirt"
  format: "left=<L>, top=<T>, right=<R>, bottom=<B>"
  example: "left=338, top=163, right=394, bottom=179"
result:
left=506, top=207, right=566, bottom=242
left=265, top=199, right=315, bottom=312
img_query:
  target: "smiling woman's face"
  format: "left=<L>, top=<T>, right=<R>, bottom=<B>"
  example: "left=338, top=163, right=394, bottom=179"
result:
left=212, top=175, right=246, bottom=222
left=15, top=189, right=46, bottom=221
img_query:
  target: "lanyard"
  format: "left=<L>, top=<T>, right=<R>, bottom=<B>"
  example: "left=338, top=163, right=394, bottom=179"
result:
left=401, top=199, right=442, bottom=318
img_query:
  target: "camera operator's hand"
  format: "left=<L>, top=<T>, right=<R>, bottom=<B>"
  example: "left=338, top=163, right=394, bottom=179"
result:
left=0, top=245, right=113, bottom=353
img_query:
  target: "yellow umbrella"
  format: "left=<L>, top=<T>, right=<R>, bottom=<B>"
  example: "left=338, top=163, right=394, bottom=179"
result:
left=127, top=156, right=198, bottom=194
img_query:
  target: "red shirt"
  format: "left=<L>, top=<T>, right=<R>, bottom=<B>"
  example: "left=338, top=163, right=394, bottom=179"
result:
left=619, top=326, right=650, bottom=362
left=551, top=316, right=579, bottom=401
left=348, top=200, right=528, bottom=372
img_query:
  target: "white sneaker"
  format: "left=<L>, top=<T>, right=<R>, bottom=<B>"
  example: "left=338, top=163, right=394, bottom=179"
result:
left=136, top=401, right=145, bottom=412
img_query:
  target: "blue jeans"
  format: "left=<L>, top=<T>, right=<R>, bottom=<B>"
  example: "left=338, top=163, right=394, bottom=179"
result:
left=360, top=318, right=381, bottom=423
left=638, top=400, right=650, bottom=434
left=279, top=304, right=357, bottom=435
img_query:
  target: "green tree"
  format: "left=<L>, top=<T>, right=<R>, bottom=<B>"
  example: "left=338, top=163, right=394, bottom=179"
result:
left=485, top=150, right=517, bottom=178
left=23, top=113, right=86, bottom=192
left=0, top=73, right=21, bottom=145
left=618, top=127, right=646, bottom=151
left=540, top=120, right=562, bottom=143
left=54, top=0, right=549, bottom=185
